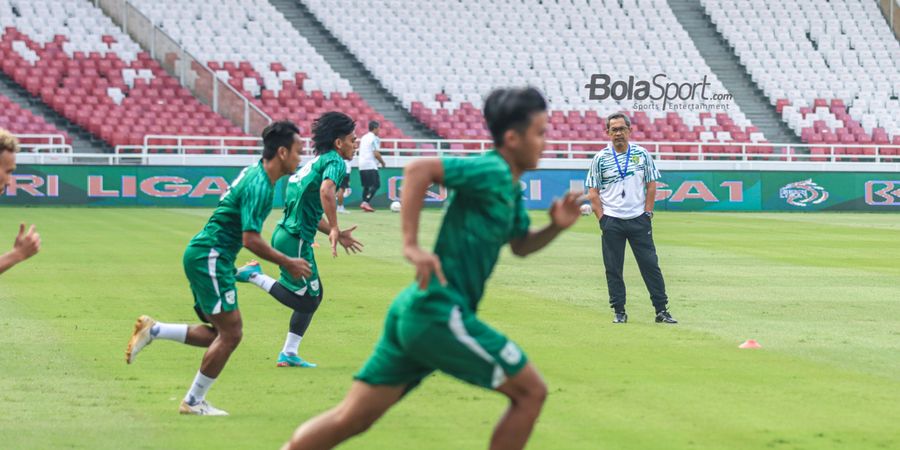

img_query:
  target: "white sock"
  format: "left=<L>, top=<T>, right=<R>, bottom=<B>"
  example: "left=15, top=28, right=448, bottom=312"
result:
left=282, top=332, right=302, bottom=355
left=150, top=322, right=187, bottom=343
left=184, top=371, right=216, bottom=405
left=249, top=273, right=276, bottom=292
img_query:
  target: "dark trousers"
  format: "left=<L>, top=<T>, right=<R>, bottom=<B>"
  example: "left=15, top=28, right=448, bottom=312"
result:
left=360, top=169, right=380, bottom=203
left=600, top=214, right=668, bottom=314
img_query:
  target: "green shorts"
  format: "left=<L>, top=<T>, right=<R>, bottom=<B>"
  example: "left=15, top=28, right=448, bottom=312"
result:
left=183, top=245, right=238, bottom=319
left=355, top=284, right=528, bottom=391
left=271, top=225, right=321, bottom=296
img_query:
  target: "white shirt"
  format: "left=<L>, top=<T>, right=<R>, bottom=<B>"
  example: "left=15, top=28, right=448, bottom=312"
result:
left=358, top=132, right=381, bottom=170
left=585, top=144, right=660, bottom=219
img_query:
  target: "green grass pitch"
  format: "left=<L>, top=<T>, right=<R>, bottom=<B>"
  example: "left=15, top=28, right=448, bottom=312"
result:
left=0, top=208, right=898, bottom=449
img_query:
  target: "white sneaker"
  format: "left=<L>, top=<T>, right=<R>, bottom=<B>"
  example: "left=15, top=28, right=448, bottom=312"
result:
left=179, top=399, right=229, bottom=416
left=337, top=206, right=349, bottom=214
left=125, top=315, right=156, bottom=364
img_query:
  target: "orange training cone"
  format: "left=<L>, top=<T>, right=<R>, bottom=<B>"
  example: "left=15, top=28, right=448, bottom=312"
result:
left=739, top=339, right=762, bottom=349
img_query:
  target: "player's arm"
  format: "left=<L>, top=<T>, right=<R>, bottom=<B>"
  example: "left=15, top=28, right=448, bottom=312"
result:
left=588, top=187, right=604, bottom=220
left=242, top=231, right=310, bottom=278
left=374, top=138, right=386, bottom=168
left=401, top=158, right=447, bottom=289
left=239, top=185, right=310, bottom=278
left=508, top=192, right=582, bottom=257
left=316, top=218, right=331, bottom=235
left=319, top=179, right=342, bottom=257
left=0, top=224, right=40, bottom=275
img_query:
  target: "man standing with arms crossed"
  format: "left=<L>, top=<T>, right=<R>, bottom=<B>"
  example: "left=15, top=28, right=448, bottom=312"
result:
left=585, top=113, right=677, bottom=324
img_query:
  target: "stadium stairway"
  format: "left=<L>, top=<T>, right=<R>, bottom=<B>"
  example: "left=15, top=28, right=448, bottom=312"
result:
left=0, top=70, right=111, bottom=153
left=268, top=0, right=439, bottom=139
left=667, top=0, right=800, bottom=144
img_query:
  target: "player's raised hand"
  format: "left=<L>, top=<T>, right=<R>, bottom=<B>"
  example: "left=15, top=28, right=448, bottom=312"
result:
left=337, top=225, right=364, bottom=255
left=549, top=192, right=585, bottom=230
left=284, top=257, right=312, bottom=279
left=13, top=223, right=40, bottom=260
left=404, top=245, right=447, bottom=290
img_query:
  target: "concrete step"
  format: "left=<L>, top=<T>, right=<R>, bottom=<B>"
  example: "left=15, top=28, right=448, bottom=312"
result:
left=667, top=0, right=798, bottom=143
left=269, top=0, right=437, bottom=139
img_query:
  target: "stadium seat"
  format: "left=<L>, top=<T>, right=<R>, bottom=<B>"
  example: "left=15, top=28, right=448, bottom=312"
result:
left=303, top=0, right=755, bottom=146
left=702, top=0, right=900, bottom=144
left=128, top=0, right=407, bottom=139
left=0, top=0, right=247, bottom=151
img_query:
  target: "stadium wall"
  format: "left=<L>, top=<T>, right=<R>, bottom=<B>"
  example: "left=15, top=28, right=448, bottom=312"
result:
left=4, top=165, right=900, bottom=211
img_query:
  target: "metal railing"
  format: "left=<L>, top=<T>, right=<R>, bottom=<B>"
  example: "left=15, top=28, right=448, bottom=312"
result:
left=11, top=134, right=70, bottom=153
left=96, top=136, right=900, bottom=164
left=94, top=0, right=271, bottom=135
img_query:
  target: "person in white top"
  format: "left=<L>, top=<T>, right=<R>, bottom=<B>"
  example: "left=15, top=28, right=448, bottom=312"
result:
left=357, top=121, right=385, bottom=212
left=585, top=113, right=676, bottom=325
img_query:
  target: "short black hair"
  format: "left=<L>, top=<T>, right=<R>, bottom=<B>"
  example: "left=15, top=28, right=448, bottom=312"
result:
left=606, top=112, right=631, bottom=130
left=261, top=120, right=300, bottom=160
left=483, top=87, right=547, bottom=148
left=312, top=112, right=356, bottom=155
left=368, top=120, right=380, bottom=132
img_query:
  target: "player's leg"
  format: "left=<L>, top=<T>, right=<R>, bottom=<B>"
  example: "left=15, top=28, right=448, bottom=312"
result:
left=336, top=187, right=346, bottom=213
left=237, top=227, right=323, bottom=366
left=368, top=170, right=381, bottom=200
left=283, top=299, right=429, bottom=449
left=126, top=248, right=225, bottom=364
left=267, top=286, right=322, bottom=368
left=600, top=216, right=628, bottom=321
left=282, top=381, right=406, bottom=450
left=408, top=304, right=542, bottom=450
left=178, top=308, right=241, bottom=415
left=492, top=363, right=548, bottom=450
left=360, top=170, right=376, bottom=211
left=177, top=246, right=242, bottom=414
left=626, top=215, right=675, bottom=322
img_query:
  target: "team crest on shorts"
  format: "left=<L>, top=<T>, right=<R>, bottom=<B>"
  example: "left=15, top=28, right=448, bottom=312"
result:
left=780, top=179, right=829, bottom=207
left=500, top=341, right=522, bottom=366
left=224, top=290, right=236, bottom=305
left=310, top=279, right=320, bottom=292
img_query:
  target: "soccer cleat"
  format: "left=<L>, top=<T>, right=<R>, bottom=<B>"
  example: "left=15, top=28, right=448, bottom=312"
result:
left=179, top=399, right=229, bottom=416
left=276, top=352, right=317, bottom=368
left=613, top=312, right=628, bottom=323
left=655, top=310, right=678, bottom=324
left=360, top=202, right=375, bottom=213
left=126, top=315, right=156, bottom=364
left=337, top=206, right=349, bottom=214
left=234, top=260, right=262, bottom=282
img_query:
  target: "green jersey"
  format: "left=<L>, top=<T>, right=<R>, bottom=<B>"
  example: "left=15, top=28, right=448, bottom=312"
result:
left=278, top=151, right=347, bottom=241
left=423, top=151, right=530, bottom=311
left=188, top=160, right=275, bottom=261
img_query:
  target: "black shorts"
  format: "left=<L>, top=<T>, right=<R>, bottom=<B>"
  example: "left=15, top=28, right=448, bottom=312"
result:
left=360, top=169, right=380, bottom=189
left=339, top=174, right=350, bottom=190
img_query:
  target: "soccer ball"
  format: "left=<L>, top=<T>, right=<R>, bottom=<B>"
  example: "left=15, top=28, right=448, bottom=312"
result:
left=390, top=201, right=401, bottom=213
left=580, top=204, right=592, bottom=216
